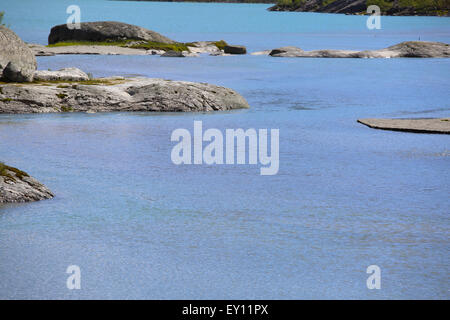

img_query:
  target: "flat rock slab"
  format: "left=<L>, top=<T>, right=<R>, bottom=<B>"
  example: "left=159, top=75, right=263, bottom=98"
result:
left=48, top=21, right=175, bottom=45
left=358, top=118, right=450, bottom=134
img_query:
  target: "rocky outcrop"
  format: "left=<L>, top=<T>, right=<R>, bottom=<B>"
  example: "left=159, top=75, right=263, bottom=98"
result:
left=358, top=118, right=450, bottom=134
left=161, top=50, right=186, bottom=57
left=48, top=21, right=175, bottom=45
left=34, top=68, right=89, bottom=81
left=0, top=26, right=37, bottom=82
left=269, top=41, right=450, bottom=58
left=0, top=76, right=250, bottom=113
left=224, top=45, right=247, bottom=54
left=29, top=40, right=230, bottom=57
left=187, top=41, right=224, bottom=55
left=0, top=163, right=53, bottom=203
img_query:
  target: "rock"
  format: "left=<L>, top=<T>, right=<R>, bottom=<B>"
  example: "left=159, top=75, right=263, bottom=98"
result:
left=160, top=50, right=185, bottom=57
left=0, top=26, right=37, bottom=82
left=372, top=41, right=450, bottom=58
left=28, top=43, right=150, bottom=56
left=0, top=163, right=53, bottom=203
left=357, top=118, right=450, bottom=134
left=187, top=41, right=223, bottom=55
left=48, top=21, right=175, bottom=45
left=27, top=43, right=56, bottom=56
left=269, top=41, right=450, bottom=58
left=147, top=49, right=166, bottom=55
left=209, top=52, right=231, bottom=56
left=251, top=50, right=271, bottom=56
left=224, top=45, right=247, bottom=55
left=34, top=68, right=89, bottom=81
left=0, top=76, right=250, bottom=113
left=268, top=0, right=450, bottom=16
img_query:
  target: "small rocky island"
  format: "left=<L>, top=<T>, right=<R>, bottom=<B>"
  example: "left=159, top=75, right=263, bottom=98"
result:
left=0, top=163, right=54, bottom=203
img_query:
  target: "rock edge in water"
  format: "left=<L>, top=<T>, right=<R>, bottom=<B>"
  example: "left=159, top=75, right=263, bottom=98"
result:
left=0, top=163, right=54, bottom=203
left=357, top=118, right=450, bottom=134
left=0, top=74, right=250, bottom=114
left=48, top=21, right=175, bottom=45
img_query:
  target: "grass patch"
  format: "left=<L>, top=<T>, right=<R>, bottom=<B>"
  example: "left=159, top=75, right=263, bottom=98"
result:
left=1, top=98, right=13, bottom=102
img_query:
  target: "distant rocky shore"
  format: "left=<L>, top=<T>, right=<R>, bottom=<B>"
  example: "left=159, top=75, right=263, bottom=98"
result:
left=0, top=162, right=53, bottom=203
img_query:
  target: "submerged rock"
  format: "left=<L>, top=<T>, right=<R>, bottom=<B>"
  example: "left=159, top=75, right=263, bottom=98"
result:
left=0, top=76, right=250, bottom=113
left=0, top=163, right=54, bottom=203
left=48, top=21, right=175, bottom=45
left=0, top=26, right=37, bottom=82
left=357, top=118, right=450, bottom=134
left=34, top=67, right=89, bottom=81
left=269, top=41, right=450, bottom=58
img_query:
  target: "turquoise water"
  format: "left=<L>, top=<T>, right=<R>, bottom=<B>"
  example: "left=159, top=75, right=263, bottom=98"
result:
left=0, top=0, right=449, bottom=299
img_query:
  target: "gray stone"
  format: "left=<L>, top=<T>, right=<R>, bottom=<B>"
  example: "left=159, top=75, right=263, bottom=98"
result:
left=0, top=76, right=250, bottom=113
left=0, top=26, right=37, bottom=82
left=357, top=118, right=450, bottom=134
left=0, top=163, right=53, bottom=203
left=48, top=21, right=175, bottom=45
left=224, top=45, right=247, bottom=55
